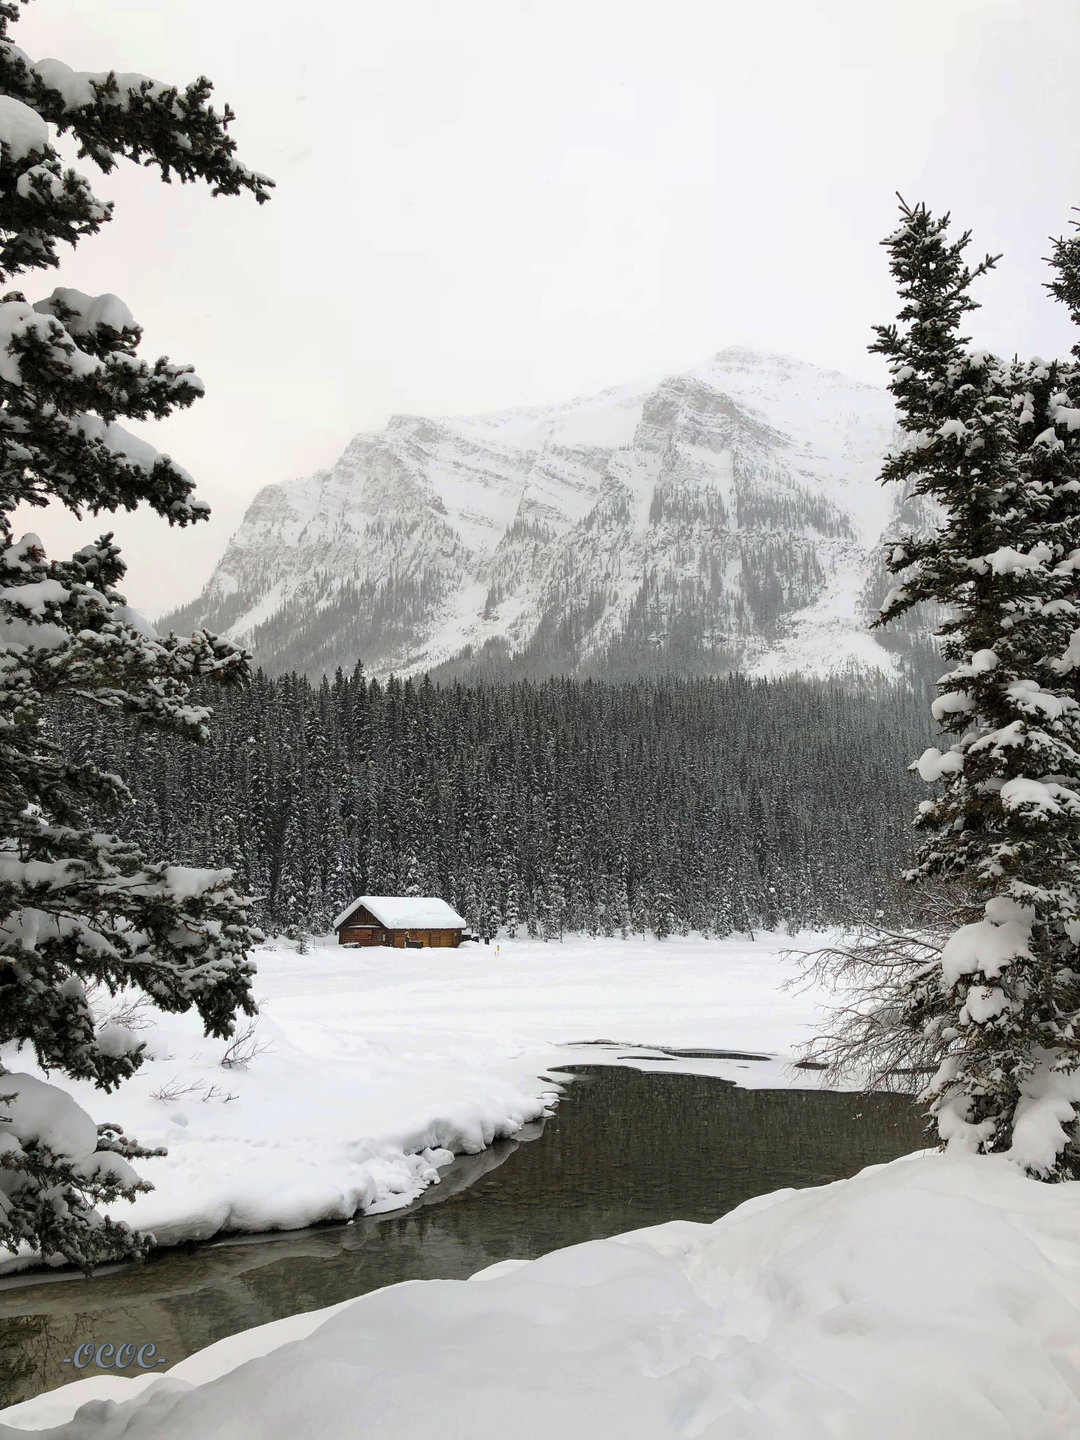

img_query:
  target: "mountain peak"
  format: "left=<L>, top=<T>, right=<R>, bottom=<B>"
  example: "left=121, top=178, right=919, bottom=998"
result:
left=168, top=350, right=905, bottom=685
left=708, top=343, right=798, bottom=366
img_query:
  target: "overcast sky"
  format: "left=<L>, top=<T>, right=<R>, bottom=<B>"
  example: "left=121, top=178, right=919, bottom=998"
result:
left=11, top=0, right=1080, bottom=614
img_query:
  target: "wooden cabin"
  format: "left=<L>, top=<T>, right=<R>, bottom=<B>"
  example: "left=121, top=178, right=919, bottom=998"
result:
left=333, top=895, right=467, bottom=949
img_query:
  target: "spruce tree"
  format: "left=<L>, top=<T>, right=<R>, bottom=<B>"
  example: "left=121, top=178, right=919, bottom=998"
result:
left=873, top=198, right=1080, bottom=1177
left=0, top=1, right=269, bottom=1267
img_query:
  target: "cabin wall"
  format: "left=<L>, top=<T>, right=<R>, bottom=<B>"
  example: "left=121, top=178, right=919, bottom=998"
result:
left=394, top=929, right=461, bottom=948
left=337, top=924, right=462, bottom=949
left=339, top=925, right=385, bottom=946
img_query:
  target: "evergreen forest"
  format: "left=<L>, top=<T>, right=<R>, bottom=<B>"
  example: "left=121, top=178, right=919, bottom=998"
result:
left=58, top=669, right=931, bottom=941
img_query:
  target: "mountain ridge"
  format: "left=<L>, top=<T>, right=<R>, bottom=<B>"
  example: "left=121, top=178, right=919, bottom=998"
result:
left=167, top=347, right=918, bottom=682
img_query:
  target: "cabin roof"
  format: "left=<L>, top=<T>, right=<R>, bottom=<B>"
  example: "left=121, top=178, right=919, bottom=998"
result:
left=332, top=895, right=467, bottom=931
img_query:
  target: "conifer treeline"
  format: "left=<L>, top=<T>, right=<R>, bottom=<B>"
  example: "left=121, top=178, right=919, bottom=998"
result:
left=59, top=670, right=929, bottom=939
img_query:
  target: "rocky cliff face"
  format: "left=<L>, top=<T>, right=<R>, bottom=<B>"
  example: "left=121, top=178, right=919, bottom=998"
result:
left=169, top=348, right=919, bottom=682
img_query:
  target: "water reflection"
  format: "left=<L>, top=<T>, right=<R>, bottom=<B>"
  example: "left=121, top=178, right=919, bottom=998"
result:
left=0, top=1069, right=929, bottom=1409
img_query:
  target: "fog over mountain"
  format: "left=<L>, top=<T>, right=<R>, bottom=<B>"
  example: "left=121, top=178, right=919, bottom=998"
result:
left=167, top=347, right=931, bottom=682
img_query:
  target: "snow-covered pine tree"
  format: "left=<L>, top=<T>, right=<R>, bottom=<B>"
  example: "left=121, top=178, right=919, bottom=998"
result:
left=0, top=1, right=269, bottom=1268
left=873, top=198, right=1080, bottom=1178
left=1047, top=209, right=1080, bottom=361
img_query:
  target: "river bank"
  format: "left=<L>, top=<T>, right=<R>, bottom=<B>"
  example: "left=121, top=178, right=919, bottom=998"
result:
left=0, top=932, right=841, bottom=1275
left=0, top=1068, right=927, bottom=1416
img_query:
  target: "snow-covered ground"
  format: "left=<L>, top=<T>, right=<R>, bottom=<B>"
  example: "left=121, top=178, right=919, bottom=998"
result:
left=5, top=1150, right=1080, bottom=1438
left=9, top=932, right=1077, bottom=1439
left=0, top=933, right=835, bottom=1271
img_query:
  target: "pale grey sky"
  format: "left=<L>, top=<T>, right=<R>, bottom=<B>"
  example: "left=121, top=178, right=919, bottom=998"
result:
left=11, top=0, right=1080, bottom=614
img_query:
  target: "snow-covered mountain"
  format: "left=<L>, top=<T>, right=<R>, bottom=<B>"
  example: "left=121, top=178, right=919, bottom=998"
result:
left=170, top=348, right=914, bottom=682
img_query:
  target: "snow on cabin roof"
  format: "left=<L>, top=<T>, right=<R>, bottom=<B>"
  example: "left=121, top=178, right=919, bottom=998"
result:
left=333, top=896, right=467, bottom=931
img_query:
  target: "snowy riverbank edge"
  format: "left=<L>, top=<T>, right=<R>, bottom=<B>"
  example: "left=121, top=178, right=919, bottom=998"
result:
left=0, top=932, right=841, bottom=1279
left=4, top=1150, right=1079, bottom=1438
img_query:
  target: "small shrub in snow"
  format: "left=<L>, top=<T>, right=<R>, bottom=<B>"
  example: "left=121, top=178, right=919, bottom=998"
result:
left=219, top=1018, right=271, bottom=1069
left=148, top=1076, right=238, bottom=1104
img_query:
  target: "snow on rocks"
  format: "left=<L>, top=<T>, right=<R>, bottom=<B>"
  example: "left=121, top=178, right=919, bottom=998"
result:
left=6, top=1152, right=1080, bottom=1438
left=0, top=933, right=834, bottom=1274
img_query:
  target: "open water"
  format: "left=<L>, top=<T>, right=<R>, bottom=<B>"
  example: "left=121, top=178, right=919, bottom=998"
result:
left=0, top=1063, right=929, bottom=1410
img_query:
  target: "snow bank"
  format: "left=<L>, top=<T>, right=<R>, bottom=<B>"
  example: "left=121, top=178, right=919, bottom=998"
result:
left=5, top=1152, right=1080, bottom=1438
left=0, top=934, right=832, bottom=1272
